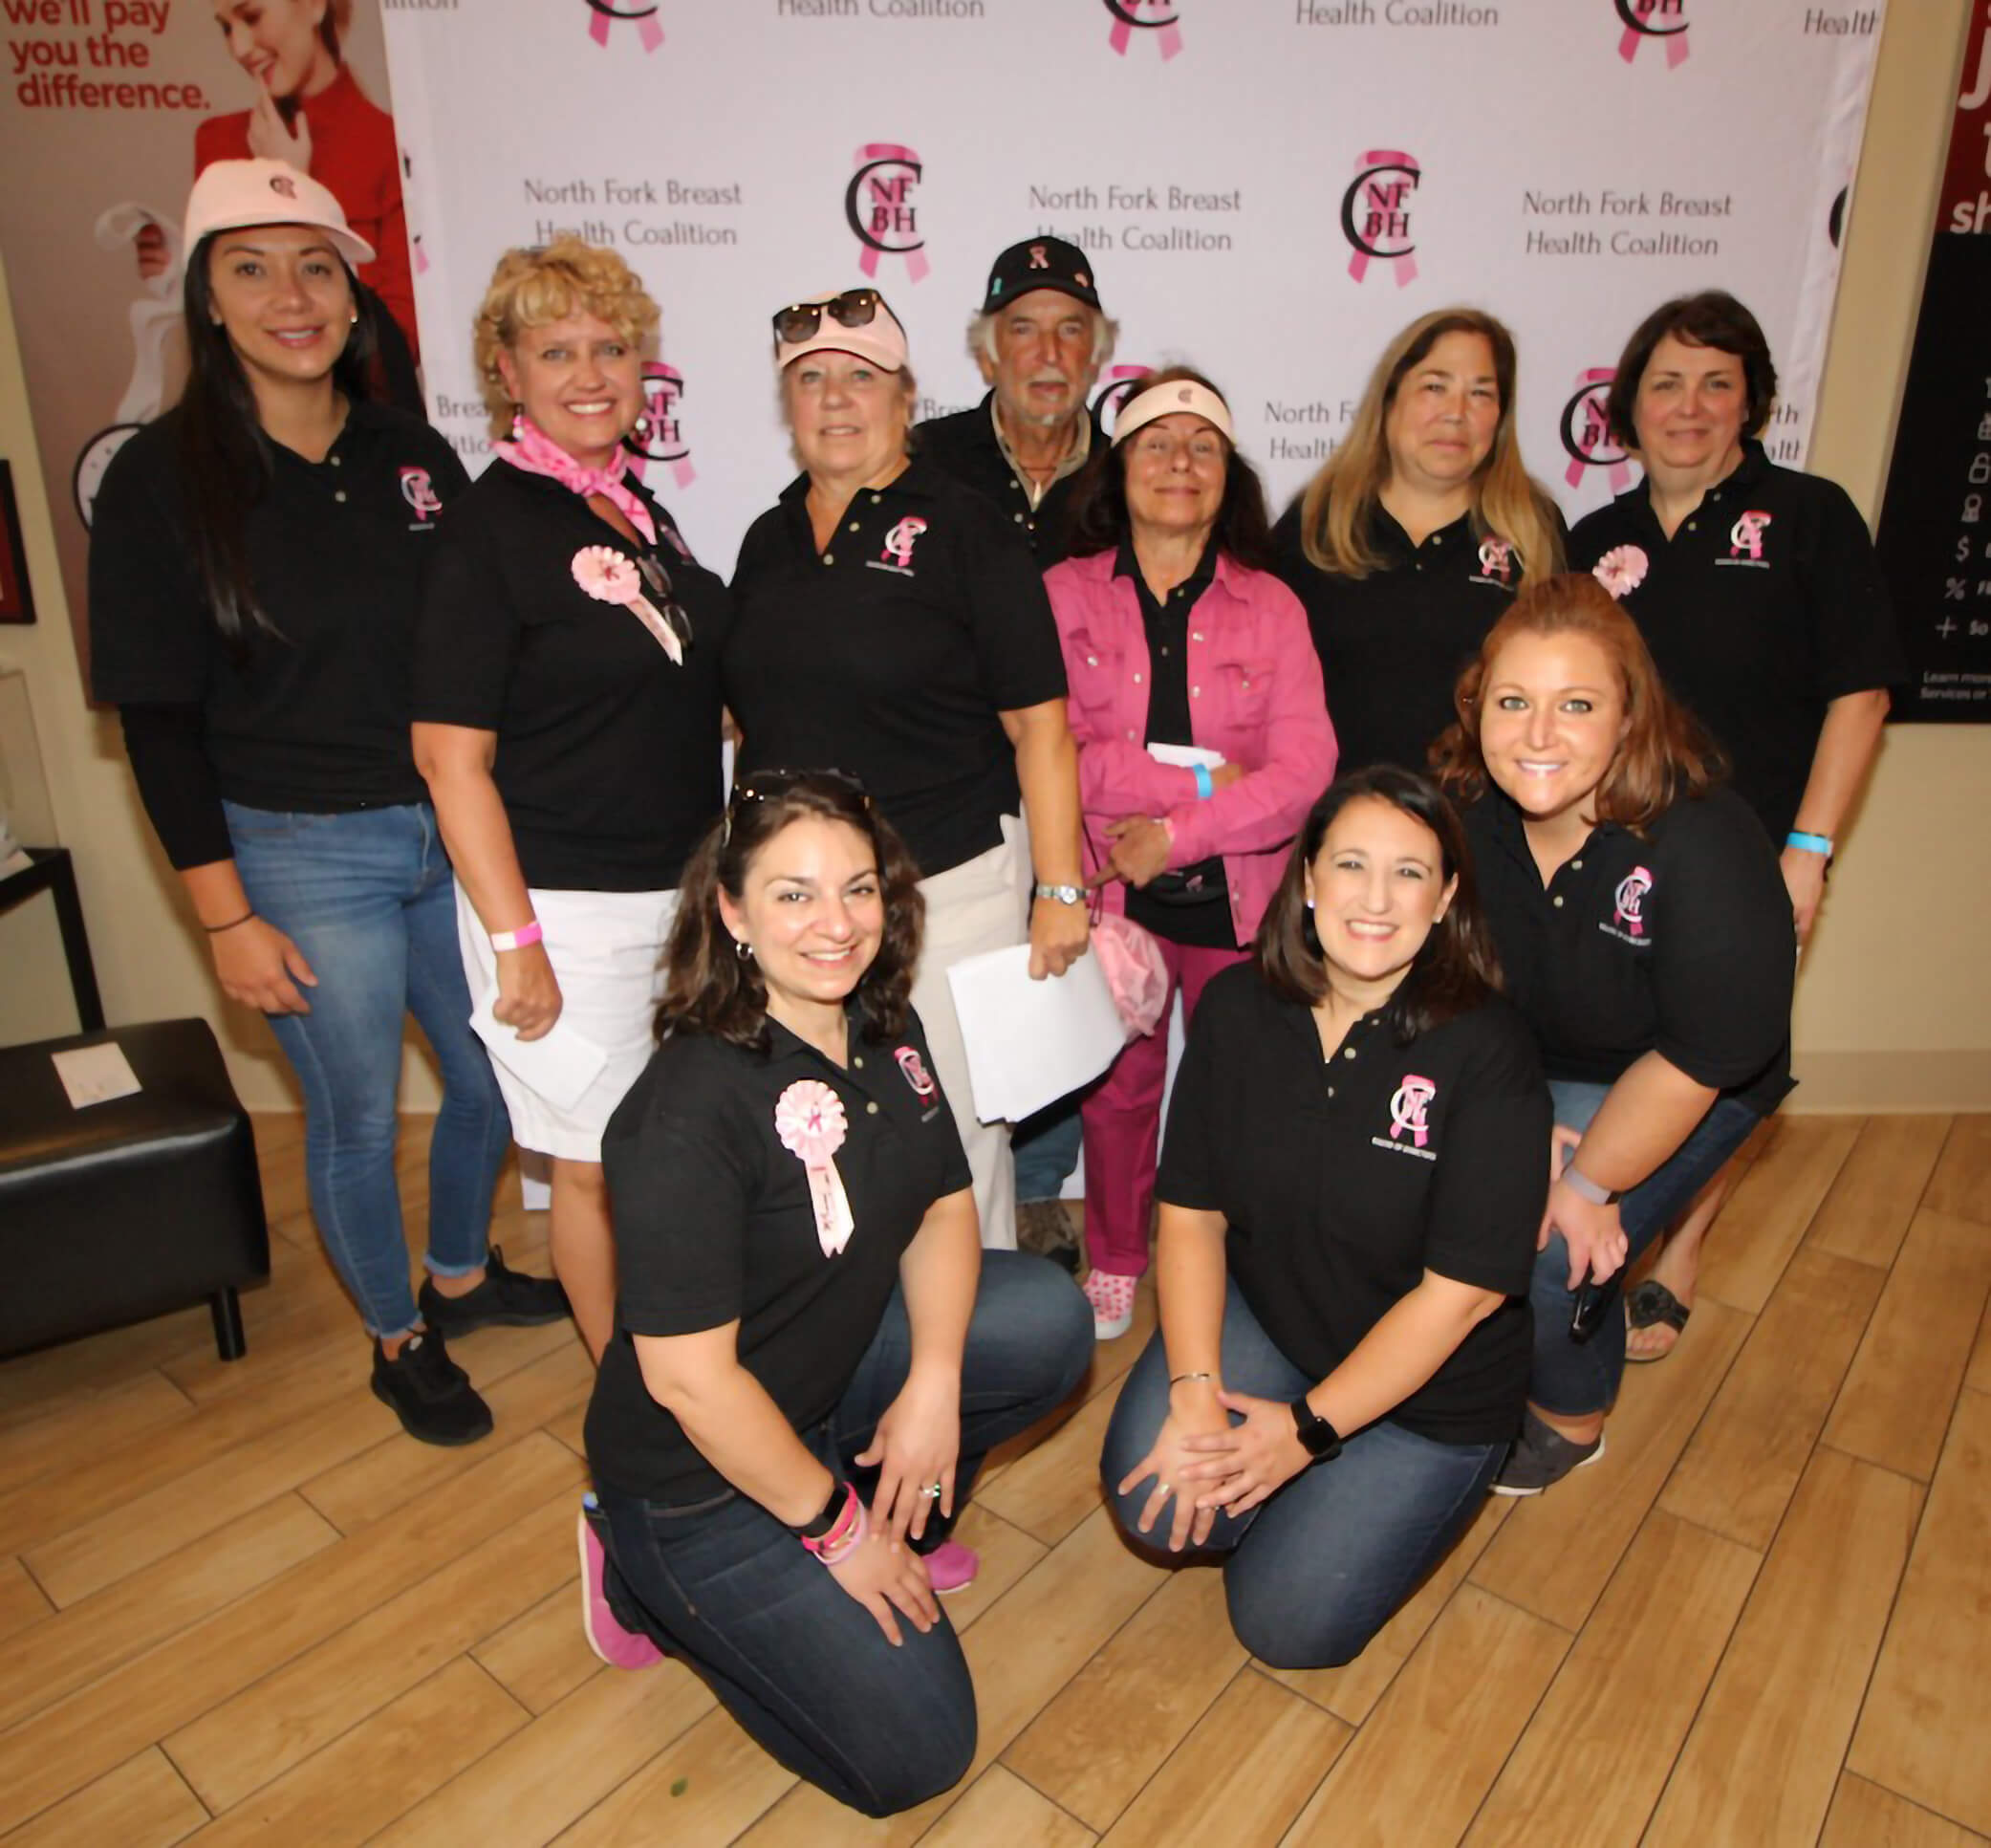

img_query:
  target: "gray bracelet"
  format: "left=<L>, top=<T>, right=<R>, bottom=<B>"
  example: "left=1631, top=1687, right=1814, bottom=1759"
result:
left=1561, top=1163, right=1621, bottom=1207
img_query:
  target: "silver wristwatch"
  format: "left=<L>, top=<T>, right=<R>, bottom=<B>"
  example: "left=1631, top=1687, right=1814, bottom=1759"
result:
left=1033, top=881, right=1084, bottom=905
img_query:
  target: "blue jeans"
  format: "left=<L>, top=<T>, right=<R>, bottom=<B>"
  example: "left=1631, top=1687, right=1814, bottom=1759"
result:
left=1100, top=1279, right=1504, bottom=1670
left=1528, top=1078, right=1765, bottom=1417
left=1012, top=1095, right=1083, bottom=1203
left=594, top=1251, right=1093, bottom=1816
left=225, top=800, right=510, bottom=1337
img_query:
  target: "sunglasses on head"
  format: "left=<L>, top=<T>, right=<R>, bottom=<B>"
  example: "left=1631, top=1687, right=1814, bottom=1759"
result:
left=723, top=768, right=872, bottom=844
left=771, top=289, right=893, bottom=349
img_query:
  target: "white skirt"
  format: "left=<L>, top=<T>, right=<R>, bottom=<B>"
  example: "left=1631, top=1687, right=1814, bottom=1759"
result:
left=457, top=882, right=677, bottom=1163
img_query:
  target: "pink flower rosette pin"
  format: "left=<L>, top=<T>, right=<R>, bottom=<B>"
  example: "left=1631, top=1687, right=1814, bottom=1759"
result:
left=1592, top=545, right=1649, bottom=600
left=571, top=545, right=683, bottom=664
left=774, top=1079, right=855, bottom=1257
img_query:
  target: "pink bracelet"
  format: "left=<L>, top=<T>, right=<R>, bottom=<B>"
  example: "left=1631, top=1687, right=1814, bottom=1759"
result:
left=804, top=1487, right=869, bottom=1566
left=489, top=920, right=543, bottom=952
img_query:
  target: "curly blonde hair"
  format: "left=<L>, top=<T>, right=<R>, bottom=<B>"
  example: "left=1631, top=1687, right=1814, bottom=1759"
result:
left=472, top=238, right=660, bottom=435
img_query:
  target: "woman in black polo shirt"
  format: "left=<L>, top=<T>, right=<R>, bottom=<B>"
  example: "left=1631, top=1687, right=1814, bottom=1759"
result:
left=89, top=161, right=564, bottom=1447
left=1436, top=575, right=1796, bottom=1494
left=413, top=239, right=728, bottom=1361
left=1272, top=308, right=1565, bottom=772
left=1569, top=291, right=1901, bottom=1358
left=578, top=772, right=1092, bottom=1815
left=1098, top=768, right=1548, bottom=1669
left=725, top=288, right=1089, bottom=1253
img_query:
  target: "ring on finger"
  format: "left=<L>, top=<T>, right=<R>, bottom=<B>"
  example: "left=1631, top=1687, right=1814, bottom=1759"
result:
left=920, top=1482, right=943, bottom=1499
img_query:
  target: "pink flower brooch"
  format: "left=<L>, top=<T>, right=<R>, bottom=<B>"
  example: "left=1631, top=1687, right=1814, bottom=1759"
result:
left=774, top=1079, right=855, bottom=1256
left=1591, top=545, right=1649, bottom=599
left=571, top=546, right=684, bottom=664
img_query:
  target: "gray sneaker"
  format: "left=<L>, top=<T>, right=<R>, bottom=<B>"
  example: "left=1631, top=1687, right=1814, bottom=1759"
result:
left=1017, top=1199, right=1080, bottom=1274
left=1490, top=1409, right=1606, bottom=1497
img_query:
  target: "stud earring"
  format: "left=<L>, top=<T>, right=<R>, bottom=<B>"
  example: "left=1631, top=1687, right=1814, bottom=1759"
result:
left=631, top=413, right=652, bottom=440
left=733, top=938, right=752, bottom=963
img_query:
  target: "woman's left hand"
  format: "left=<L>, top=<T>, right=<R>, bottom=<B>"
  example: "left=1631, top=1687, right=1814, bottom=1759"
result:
left=1779, top=844, right=1828, bottom=946
left=855, top=1370, right=962, bottom=1547
left=1103, top=815, right=1173, bottom=888
left=1544, top=1177, right=1630, bottom=1288
left=1178, top=1388, right=1311, bottom=1518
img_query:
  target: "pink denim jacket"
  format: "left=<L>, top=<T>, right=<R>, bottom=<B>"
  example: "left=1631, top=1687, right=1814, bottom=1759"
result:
left=1046, top=548, right=1338, bottom=946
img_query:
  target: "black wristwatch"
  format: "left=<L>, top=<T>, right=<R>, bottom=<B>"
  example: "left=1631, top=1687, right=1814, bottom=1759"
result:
left=1290, top=1397, right=1343, bottom=1463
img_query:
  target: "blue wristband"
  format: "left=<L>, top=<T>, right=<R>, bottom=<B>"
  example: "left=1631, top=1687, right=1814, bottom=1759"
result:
left=1785, top=831, right=1832, bottom=858
left=1192, top=764, right=1214, bottom=801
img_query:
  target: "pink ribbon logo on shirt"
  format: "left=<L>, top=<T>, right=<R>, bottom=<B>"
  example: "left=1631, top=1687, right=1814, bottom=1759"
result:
left=625, top=361, right=696, bottom=491
left=895, top=1045, right=938, bottom=1098
left=880, top=516, right=929, bottom=572
left=399, top=467, right=443, bottom=520
left=1104, top=0, right=1183, bottom=59
left=1561, top=367, right=1634, bottom=494
left=847, top=144, right=929, bottom=285
left=1388, top=1076, right=1437, bottom=1149
left=1616, top=0, right=1690, bottom=69
left=1341, top=151, right=1420, bottom=288
left=1613, top=867, right=1654, bottom=937
left=1476, top=537, right=1514, bottom=585
left=584, top=0, right=662, bottom=54
left=1729, top=511, right=1772, bottom=560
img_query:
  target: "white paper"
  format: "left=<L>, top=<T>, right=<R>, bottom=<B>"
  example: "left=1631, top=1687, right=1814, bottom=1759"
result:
left=945, top=945, right=1129, bottom=1124
left=1146, top=742, right=1226, bottom=771
left=467, top=1000, right=608, bottom=1112
left=51, top=1042, right=142, bottom=1109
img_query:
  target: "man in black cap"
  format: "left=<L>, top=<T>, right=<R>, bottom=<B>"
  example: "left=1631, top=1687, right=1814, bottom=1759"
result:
left=917, top=237, right=1116, bottom=568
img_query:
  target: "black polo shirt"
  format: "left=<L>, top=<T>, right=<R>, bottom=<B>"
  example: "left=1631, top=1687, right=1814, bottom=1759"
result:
left=915, top=390, right=1099, bottom=566
left=584, top=1006, right=972, bottom=1502
left=1158, top=966, right=1548, bottom=1446
left=411, top=460, right=729, bottom=892
left=724, top=454, right=1068, bottom=879
left=1463, top=788, right=1795, bottom=1119
left=1568, top=443, right=1905, bottom=844
left=1271, top=499, right=1534, bottom=776
left=89, top=402, right=467, bottom=813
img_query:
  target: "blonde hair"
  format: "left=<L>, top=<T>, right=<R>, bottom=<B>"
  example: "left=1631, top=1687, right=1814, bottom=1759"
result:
left=473, top=238, right=660, bottom=436
left=1297, top=307, right=1563, bottom=590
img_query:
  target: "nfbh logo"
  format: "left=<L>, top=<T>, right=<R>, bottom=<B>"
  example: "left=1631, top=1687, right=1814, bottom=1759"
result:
left=1561, top=366, right=1633, bottom=493
left=1093, top=363, right=1155, bottom=433
left=626, top=362, right=695, bottom=490
left=847, top=144, right=928, bottom=285
left=1103, top=0, right=1182, bottom=60
left=1341, top=151, right=1419, bottom=287
left=1615, top=0, right=1688, bottom=68
left=582, top=0, right=661, bottom=53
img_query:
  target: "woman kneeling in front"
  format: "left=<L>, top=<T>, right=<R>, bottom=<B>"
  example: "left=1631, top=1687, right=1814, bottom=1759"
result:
left=578, top=770, right=1092, bottom=1815
left=1099, top=767, right=1548, bottom=1669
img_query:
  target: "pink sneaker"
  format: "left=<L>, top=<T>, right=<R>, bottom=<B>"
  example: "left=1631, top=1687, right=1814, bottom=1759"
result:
left=576, top=1505, right=664, bottom=1670
left=924, top=1539, right=980, bottom=1595
left=1082, top=1268, right=1138, bottom=1340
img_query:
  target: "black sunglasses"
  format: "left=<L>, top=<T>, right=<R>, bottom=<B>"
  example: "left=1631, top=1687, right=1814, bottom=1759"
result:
left=634, top=554, right=694, bottom=654
left=771, top=289, right=893, bottom=350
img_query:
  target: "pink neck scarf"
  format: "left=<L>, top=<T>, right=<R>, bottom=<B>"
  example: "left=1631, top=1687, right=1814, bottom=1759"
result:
left=492, top=414, right=656, bottom=547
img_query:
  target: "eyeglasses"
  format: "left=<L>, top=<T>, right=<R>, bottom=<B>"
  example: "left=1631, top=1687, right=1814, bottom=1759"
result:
left=771, top=289, right=893, bottom=349
left=635, top=554, right=694, bottom=654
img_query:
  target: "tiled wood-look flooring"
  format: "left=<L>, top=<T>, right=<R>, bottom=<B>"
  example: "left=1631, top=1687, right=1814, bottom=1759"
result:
left=2, top=1109, right=1988, bottom=1845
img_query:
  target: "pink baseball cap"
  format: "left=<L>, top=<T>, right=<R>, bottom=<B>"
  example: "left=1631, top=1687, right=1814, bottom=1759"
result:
left=183, top=159, right=376, bottom=269
left=772, top=287, right=908, bottom=374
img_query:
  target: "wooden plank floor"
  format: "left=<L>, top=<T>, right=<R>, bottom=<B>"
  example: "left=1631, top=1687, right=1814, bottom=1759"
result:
left=2, top=1110, right=1987, bottom=1846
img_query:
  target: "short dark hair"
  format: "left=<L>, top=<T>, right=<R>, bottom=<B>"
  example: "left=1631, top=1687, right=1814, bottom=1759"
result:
left=656, top=770, right=924, bottom=1050
left=1605, top=290, right=1778, bottom=448
left=1255, top=765, right=1502, bottom=1041
left=1063, top=365, right=1272, bottom=568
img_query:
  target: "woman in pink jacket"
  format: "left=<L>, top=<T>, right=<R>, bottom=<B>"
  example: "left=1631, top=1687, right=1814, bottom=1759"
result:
left=1048, top=369, right=1337, bottom=1337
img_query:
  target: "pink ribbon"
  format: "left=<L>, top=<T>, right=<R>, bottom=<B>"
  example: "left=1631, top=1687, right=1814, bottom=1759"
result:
left=775, top=1080, right=855, bottom=1257
left=588, top=0, right=663, bottom=53
left=1564, top=368, right=1634, bottom=494
left=571, top=545, right=682, bottom=663
left=1618, top=22, right=1689, bottom=68
left=627, top=364, right=698, bottom=492
left=853, top=143, right=931, bottom=284
left=1347, top=150, right=1419, bottom=288
left=1106, top=1, right=1182, bottom=59
left=495, top=415, right=656, bottom=548
left=1389, top=1076, right=1436, bottom=1149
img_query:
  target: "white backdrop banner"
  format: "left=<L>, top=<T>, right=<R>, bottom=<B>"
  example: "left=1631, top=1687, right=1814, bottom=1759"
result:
left=379, top=0, right=1886, bottom=574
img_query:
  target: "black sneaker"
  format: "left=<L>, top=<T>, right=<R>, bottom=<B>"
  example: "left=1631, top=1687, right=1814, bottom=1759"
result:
left=1489, top=1408, right=1607, bottom=1497
left=371, top=1330, right=494, bottom=1446
left=418, top=1245, right=571, bottom=1337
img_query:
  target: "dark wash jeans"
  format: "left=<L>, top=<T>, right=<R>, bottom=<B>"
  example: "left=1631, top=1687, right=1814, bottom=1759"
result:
left=594, top=1251, right=1092, bottom=1817
left=1529, top=1079, right=1766, bottom=1417
left=1100, top=1277, right=1504, bottom=1671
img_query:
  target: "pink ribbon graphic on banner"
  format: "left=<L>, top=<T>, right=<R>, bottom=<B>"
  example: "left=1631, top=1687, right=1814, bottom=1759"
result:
left=1617, top=1, right=1689, bottom=68
left=586, top=0, right=663, bottom=53
left=627, top=363, right=697, bottom=491
left=1564, top=367, right=1634, bottom=494
left=1347, top=150, right=1419, bottom=288
left=852, top=143, right=930, bottom=285
left=1106, top=0, right=1183, bottom=60
left=775, top=1080, right=856, bottom=1257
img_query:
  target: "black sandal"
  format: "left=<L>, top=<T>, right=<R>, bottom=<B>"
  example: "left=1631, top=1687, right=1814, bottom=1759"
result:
left=1625, top=1279, right=1691, bottom=1361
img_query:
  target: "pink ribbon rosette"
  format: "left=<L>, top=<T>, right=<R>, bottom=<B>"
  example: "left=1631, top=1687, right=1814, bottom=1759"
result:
left=775, top=1079, right=855, bottom=1258
left=1592, top=545, right=1650, bottom=599
left=571, top=545, right=683, bottom=663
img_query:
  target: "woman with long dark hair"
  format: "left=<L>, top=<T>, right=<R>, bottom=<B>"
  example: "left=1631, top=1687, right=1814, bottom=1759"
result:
left=89, top=160, right=565, bottom=1446
left=1098, top=768, right=1549, bottom=1668
left=577, top=771, right=1091, bottom=1815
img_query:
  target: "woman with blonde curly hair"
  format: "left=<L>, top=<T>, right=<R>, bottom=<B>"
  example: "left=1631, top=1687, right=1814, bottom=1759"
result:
left=414, top=237, right=730, bottom=1359
left=1273, top=308, right=1565, bottom=775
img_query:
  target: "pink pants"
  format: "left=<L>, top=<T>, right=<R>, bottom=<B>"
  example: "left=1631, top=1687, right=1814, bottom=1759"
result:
left=1080, top=936, right=1249, bottom=1277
